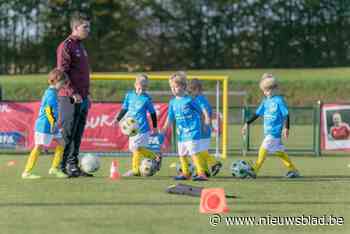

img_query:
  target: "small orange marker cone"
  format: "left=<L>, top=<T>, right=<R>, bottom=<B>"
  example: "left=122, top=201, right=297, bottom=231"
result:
left=110, top=160, right=120, bottom=180
left=200, top=188, right=230, bottom=214
left=7, top=160, right=17, bottom=167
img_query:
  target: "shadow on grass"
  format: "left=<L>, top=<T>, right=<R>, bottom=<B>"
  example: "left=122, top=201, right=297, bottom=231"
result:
left=0, top=200, right=349, bottom=207
left=214, top=175, right=350, bottom=182
left=17, top=175, right=350, bottom=182
left=0, top=201, right=198, bottom=207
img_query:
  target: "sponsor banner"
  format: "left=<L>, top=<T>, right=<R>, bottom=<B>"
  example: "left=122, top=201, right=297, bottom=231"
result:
left=321, top=103, right=350, bottom=151
left=0, top=102, right=171, bottom=152
left=0, top=102, right=38, bottom=149
left=81, top=103, right=172, bottom=152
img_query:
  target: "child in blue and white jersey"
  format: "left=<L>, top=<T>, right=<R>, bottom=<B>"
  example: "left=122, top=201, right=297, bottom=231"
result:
left=242, top=73, right=300, bottom=178
left=22, top=69, right=68, bottom=179
left=115, top=74, right=159, bottom=176
left=162, top=72, right=210, bottom=181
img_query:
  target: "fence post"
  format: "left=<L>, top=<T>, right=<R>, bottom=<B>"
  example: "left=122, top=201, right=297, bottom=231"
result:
left=241, top=106, right=249, bottom=156
left=172, top=122, right=177, bottom=153
left=315, top=100, right=322, bottom=156
left=0, top=84, right=2, bottom=101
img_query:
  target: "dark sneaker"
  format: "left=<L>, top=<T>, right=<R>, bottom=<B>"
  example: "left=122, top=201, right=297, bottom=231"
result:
left=174, top=173, right=191, bottom=180
left=192, top=174, right=208, bottom=181
left=211, top=162, right=222, bottom=176
left=79, top=171, right=94, bottom=177
left=286, top=171, right=300, bottom=178
left=246, top=169, right=256, bottom=179
left=66, top=164, right=81, bottom=178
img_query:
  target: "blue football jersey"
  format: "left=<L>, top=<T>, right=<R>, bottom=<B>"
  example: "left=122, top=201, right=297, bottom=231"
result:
left=194, top=94, right=212, bottom=139
left=121, top=90, right=156, bottom=134
left=147, top=133, right=165, bottom=153
left=168, top=95, right=202, bottom=142
left=35, top=87, right=59, bottom=134
left=256, top=95, right=289, bottom=138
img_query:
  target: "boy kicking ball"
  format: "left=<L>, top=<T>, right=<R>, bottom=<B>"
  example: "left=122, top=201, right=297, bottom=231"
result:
left=115, top=74, right=159, bottom=176
left=241, top=73, right=300, bottom=178
left=22, top=69, right=68, bottom=179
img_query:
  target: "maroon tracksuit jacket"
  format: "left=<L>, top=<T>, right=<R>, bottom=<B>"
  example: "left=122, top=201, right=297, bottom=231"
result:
left=56, top=35, right=90, bottom=98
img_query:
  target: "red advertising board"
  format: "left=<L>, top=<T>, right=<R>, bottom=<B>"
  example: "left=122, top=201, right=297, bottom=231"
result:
left=0, top=102, right=171, bottom=152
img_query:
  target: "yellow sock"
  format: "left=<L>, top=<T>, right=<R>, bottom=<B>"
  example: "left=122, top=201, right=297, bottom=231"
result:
left=275, top=151, right=297, bottom=171
left=198, top=151, right=209, bottom=173
left=51, top=145, right=64, bottom=169
left=253, top=147, right=268, bottom=173
left=192, top=152, right=207, bottom=175
left=202, top=151, right=218, bottom=167
left=132, top=151, right=142, bottom=175
left=138, top=147, right=157, bottom=160
left=179, top=156, right=190, bottom=176
left=24, top=147, right=41, bottom=173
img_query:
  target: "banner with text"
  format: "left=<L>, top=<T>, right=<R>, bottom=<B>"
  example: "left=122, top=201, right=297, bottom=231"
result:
left=0, top=102, right=171, bottom=152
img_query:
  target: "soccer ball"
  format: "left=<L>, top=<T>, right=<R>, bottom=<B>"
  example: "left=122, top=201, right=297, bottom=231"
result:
left=231, top=160, right=252, bottom=178
left=139, top=158, right=157, bottom=176
left=120, top=117, right=139, bottom=137
left=176, top=162, right=196, bottom=176
left=80, top=154, right=100, bottom=173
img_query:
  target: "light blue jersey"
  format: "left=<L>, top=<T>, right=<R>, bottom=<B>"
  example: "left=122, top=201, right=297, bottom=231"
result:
left=194, top=94, right=212, bottom=139
left=147, top=133, right=165, bottom=153
left=122, top=90, right=156, bottom=134
left=168, top=95, right=202, bottom=142
left=35, top=87, right=59, bottom=134
left=256, top=95, right=289, bottom=138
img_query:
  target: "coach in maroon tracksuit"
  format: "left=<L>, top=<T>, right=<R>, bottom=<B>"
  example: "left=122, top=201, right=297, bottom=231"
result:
left=57, top=12, right=92, bottom=177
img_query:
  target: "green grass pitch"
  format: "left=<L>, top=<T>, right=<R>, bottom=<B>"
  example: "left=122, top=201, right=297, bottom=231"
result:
left=0, top=154, right=349, bottom=234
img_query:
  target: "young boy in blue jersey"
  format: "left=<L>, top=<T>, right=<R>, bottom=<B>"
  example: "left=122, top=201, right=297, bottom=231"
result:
left=22, top=69, right=68, bottom=179
left=162, top=72, right=211, bottom=181
left=242, top=73, right=300, bottom=178
left=115, top=74, right=159, bottom=176
left=189, top=78, right=222, bottom=176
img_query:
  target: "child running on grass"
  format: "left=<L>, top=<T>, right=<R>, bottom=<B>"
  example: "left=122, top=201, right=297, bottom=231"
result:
left=241, top=73, right=300, bottom=178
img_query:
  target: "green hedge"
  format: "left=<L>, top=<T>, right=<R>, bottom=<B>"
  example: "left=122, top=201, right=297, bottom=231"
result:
left=1, top=69, right=349, bottom=106
left=1, top=79, right=348, bottom=106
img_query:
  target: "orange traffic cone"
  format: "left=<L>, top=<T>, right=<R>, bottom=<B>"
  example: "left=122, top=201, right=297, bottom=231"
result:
left=7, top=160, right=17, bottom=167
left=110, top=160, right=120, bottom=180
left=200, top=188, right=229, bottom=214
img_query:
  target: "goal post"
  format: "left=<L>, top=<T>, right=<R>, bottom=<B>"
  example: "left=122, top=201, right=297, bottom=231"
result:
left=91, top=74, right=229, bottom=159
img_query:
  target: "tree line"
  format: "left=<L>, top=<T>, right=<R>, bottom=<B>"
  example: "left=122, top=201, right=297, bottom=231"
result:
left=0, top=0, right=349, bottom=74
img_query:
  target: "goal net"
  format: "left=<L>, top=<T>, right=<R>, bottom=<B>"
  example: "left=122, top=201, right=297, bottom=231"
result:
left=90, top=74, right=229, bottom=159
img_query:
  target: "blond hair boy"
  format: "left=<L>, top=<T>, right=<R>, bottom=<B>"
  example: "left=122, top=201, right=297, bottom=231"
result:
left=115, top=74, right=159, bottom=176
left=242, top=73, right=300, bottom=178
left=162, top=72, right=210, bottom=181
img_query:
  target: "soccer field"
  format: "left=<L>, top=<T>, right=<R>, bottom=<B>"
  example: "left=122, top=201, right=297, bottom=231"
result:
left=0, top=155, right=349, bottom=234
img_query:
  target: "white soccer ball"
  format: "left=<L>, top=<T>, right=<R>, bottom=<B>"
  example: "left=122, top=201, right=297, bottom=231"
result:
left=120, top=117, right=139, bottom=137
left=231, top=160, right=251, bottom=178
left=80, top=154, right=100, bottom=173
left=139, top=158, right=157, bottom=176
